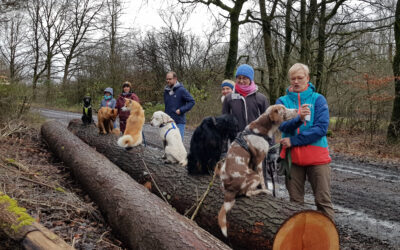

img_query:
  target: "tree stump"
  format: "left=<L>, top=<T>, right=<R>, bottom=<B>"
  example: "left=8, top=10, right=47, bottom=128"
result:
left=66, top=119, right=339, bottom=249
left=41, top=120, right=231, bottom=250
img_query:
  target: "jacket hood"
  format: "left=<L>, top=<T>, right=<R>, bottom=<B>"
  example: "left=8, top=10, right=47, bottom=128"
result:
left=165, top=82, right=183, bottom=92
left=104, top=87, right=114, bottom=96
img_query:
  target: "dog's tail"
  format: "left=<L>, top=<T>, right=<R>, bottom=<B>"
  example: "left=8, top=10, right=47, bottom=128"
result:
left=218, top=191, right=236, bottom=237
left=118, top=135, right=134, bottom=148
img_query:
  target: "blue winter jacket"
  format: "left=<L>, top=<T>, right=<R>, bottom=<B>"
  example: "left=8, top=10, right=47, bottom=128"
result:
left=164, top=82, right=195, bottom=124
left=276, top=82, right=331, bottom=166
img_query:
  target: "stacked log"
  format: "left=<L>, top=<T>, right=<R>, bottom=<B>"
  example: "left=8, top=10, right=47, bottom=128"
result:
left=67, top=119, right=336, bottom=249
left=41, top=120, right=231, bottom=250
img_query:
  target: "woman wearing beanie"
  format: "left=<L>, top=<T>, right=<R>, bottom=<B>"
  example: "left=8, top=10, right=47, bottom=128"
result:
left=116, top=81, right=140, bottom=133
left=222, top=64, right=270, bottom=132
left=220, top=79, right=235, bottom=103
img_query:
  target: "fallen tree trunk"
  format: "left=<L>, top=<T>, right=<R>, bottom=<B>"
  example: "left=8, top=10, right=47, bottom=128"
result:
left=41, top=120, right=231, bottom=250
left=0, top=192, right=73, bottom=249
left=67, top=119, right=318, bottom=249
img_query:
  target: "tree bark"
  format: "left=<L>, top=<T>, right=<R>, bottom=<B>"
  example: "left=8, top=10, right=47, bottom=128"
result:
left=0, top=192, right=73, bottom=249
left=67, top=119, right=307, bottom=250
left=41, top=120, right=230, bottom=250
left=388, top=0, right=400, bottom=143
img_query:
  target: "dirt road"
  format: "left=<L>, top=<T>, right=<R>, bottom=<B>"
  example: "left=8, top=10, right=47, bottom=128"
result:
left=35, top=108, right=400, bottom=249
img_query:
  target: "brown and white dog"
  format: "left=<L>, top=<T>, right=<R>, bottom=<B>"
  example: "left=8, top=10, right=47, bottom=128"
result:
left=97, top=107, right=118, bottom=134
left=150, top=111, right=187, bottom=166
left=117, top=99, right=145, bottom=148
left=217, top=104, right=298, bottom=237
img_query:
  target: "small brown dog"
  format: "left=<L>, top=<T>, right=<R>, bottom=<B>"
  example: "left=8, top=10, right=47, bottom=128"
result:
left=218, top=104, right=298, bottom=237
left=97, top=107, right=118, bottom=134
left=117, top=99, right=145, bottom=148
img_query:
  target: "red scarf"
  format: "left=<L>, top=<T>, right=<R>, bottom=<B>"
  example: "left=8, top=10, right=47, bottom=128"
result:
left=235, top=81, right=256, bottom=97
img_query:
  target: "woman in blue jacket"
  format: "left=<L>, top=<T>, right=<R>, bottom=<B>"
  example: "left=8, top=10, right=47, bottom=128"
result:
left=277, top=63, right=334, bottom=220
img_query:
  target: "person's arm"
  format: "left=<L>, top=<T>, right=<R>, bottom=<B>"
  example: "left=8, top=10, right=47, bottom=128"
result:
left=259, top=93, right=269, bottom=113
left=130, top=93, right=140, bottom=103
left=289, top=95, right=329, bottom=146
left=222, top=94, right=231, bottom=114
left=111, top=99, right=116, bottom=109
left=99, top=99, right=104, bottom=109
left=178, top=89, right=195, bottom=114
left=276, top=98, right=303, bottom=133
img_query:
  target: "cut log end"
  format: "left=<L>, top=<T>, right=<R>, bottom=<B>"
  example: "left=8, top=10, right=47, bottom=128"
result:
left=273, top=210, right=339, bottom=250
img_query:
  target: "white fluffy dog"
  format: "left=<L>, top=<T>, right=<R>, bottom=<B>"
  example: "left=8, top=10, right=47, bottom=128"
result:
left=150, top=111, right=187, bottom=166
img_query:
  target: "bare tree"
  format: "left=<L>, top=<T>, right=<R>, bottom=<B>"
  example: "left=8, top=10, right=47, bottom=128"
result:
left=388, top=0, right=400, bottom=143
left=59, top=0, right=104, bottom=87
left=25, top=0, right=69, bottom=100
left=178, top=0, right=251, bottom=79
left=0, top=12, right=27, bottom=82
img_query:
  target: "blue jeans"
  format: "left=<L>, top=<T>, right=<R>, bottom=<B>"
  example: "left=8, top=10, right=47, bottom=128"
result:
left=176, top=123, right=185, bottom=141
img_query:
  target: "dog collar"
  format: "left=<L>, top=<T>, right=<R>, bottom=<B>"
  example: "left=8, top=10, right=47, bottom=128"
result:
left=234, top=129, right=273, bottom=153
left=160, top=121, right=174, bottom=128
left=164, top=122, right=176, bottom=139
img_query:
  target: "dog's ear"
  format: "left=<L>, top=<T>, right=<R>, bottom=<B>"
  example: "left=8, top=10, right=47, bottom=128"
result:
left=162, top=113, right=173, bottom=124
left=269, top=107, right=283, bottom=123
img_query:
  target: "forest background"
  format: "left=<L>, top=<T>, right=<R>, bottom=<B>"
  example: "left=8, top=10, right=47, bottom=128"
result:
left=0, top=0, right=399, bottom=157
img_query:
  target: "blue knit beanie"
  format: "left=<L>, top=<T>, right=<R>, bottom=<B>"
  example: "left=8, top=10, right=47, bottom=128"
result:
left=221, top=79, right=235, bottom=90
left=235, top=64, right=254, bottom=82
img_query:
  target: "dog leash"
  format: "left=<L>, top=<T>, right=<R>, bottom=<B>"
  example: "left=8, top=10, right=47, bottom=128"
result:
left=277, top=144, right=292, bottom=179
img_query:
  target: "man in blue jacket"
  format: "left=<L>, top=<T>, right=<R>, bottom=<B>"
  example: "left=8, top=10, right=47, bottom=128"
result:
left=277, top=63, right=334, bottom=220
left=164, top=71, right=195, bottom=140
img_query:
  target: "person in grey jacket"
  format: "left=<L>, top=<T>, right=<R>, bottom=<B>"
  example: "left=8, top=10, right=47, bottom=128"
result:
left=222, top=64, right=269, bottom=132
left=100, top=87, right=116, bottom=109
left=100, top=87, right=117, bottom=128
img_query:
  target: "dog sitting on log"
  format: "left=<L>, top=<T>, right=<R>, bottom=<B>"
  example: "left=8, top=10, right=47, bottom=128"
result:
left=217, top=104, right=298, bottom=237
left=150, top=111, right=187, bottom=166
left=117, top=99, right=145, bottom=148
left=97, top=107, right=118, bottom=134
left=187, top=114, right=238, bottom=175
left=81, top=96, right=93, bottom=125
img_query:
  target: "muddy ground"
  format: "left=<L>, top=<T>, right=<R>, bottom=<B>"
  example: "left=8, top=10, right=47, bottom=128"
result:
left=1, top=109, right=399, bottom=249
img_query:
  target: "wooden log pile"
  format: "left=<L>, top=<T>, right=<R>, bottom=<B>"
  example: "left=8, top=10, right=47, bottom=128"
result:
left=66, top=119, right=339, bottom=250
left=41, top=120, right=231, bottom=250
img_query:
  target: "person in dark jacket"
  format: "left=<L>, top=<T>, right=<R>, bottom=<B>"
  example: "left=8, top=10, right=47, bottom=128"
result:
left=164, top=71, right=195, bottom=140
left=116, top=81, right=140, bottom=133
left=222, top=64, right=273, bottom=190
left=277, top=63, right=334, bottom=220
left=222, top=64, right=269, bottom=132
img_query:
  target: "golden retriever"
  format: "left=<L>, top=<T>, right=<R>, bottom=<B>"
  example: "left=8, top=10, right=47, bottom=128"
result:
left=117, top=99, right=145, bottom=148
left=97, top=107, right=118, bottom=134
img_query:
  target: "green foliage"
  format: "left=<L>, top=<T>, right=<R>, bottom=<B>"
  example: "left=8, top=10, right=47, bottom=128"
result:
left=187, top=84, right=209, bottom=102
left=0, top=83, right=31, bottom=121
left=142, top=102, right=165, bottom=121
left=0, top=192, right=35, bottom=232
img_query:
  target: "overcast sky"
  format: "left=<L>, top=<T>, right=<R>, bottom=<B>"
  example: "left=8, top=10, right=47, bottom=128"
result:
left=121, top=0, right=214, bottom=34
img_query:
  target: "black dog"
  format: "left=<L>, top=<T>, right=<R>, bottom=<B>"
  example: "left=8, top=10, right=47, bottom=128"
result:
left=81, top=96, right=93, bottom=125
left=187, top=114, right=238, bottom=175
